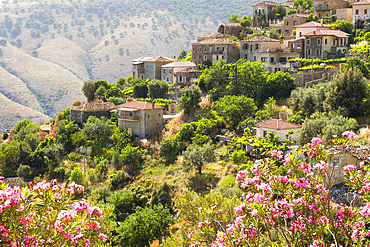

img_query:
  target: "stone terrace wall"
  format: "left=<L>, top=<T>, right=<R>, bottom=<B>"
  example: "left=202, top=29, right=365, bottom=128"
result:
left=292, top=67, right=340, bottom=87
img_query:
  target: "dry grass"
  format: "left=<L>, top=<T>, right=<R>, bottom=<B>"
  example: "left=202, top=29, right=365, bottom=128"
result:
left=199, top=95, right=212, bottom=109
left=358, top=127, right=370, bottom=140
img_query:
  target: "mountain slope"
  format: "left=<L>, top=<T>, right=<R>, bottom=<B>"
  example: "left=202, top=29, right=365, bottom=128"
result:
left=0, top=92, right=50, bottom=132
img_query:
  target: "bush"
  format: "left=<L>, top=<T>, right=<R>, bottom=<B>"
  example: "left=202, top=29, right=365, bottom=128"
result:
left=49, top=167, right=65, bottom=182
left=106, top=189, right=134, bottom=221
left=109, top=170, right=132, bottom=190
left=160, top=136, right=185, bottom=165
left=17, top=164, right=30, bottom=179
left=90, top=185, right=112, bottom=202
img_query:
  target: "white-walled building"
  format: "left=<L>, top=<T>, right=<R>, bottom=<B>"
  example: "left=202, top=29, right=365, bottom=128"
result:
left=352, top=0, right=370, bottom=28
left=255, top=119, right=301, bottom=142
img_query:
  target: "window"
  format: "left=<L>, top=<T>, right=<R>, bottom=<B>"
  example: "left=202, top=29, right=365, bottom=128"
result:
left=356, top=9, right=359, bottom=15
left=326, top=13, right=329, bottom=17
left=279, top=57, right=287, bottom=63
left=158, top=113, right=161, bottom=117
left=259, top=9, right=261, bottom=14
left=250, top=45, right=252, bottom=51
left=316, top=49, right=320, bottom=55
left=222, top=55, right=224, bottom=59
left=319, top=13, right=321, bottom=18
left=217, top=47, right=219, bottom=51
left=308, top=49, right=311, bottom=55
left=244, top=54, right=248, bottom=59
left=293, top=21, right=296, bottom=25
left=222, top=47, right=225, bottom=51
left=366, top=9, right=368, bottom=14
left=261, top=57, right=267, bottom=62
left=166, top=77, right=169, bottom=82
left=204, top=55, right=207, bottom=60
left=317, top=39, right=321, bottom=45
left=325, top=39, right=327, bottom=44
left=148, top=114, right=150, bottom=119
left=244, top=44, right=248, bottom=49
left=307, top=39, right=310, bottom=45
left=216, top=55, right=219, bottom=60
left=254, top=56, right=256, bottom=61
left=255, top=44, right=259, bottom=49
left=255, top=10, right=257, bottom=14
left=340, top=39, right=343, bottom=45
left=180, top=76, right=183, bottom=82
left=140, top=114, right=142, bottom=119
left=270, top=57, right=274, bottom=63
left=204, top=47, right=207, bottom=52
left=286, top=21, right=289, bottom=26
left=299, top=32, right=302, bottom=37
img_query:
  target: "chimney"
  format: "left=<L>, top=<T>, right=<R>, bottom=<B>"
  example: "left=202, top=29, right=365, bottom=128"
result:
left=313, top=31, right=316, bottom=34
left=152, top=101, right=154, bottom=109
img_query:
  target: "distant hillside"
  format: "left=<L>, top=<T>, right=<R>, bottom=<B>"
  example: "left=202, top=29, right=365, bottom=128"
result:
left=0, top=0, right=283, bottom=132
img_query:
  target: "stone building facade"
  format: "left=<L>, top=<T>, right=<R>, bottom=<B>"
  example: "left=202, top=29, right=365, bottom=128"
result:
left=197, top=33, right=232, bottom=42
left=132, top=56, right=175, bottom=80
left=191, top=39, right=240, bottom=65
left=295, top=21, right=331, bottom=38
left=253, top=1, right=279, bottom=27
left=303, top=30, right=349, bottom=59
left=217, top=23, right=247, bottom=39
left=174, top=68, right=202, bottom=85
left=240, top=36, right=281, bottom=62
left=161, top=61, right=197, bottom=84
left=115, top=101, right=164, bottom=139
left=352, top=0, right=370, bottom=28
left=314, top=0, right=350, bottom=18
left=337, top=8, right=352, bottom=22
left=70, top=102, right=116, bottom=124
left=282, top=14, right=309, bottom=36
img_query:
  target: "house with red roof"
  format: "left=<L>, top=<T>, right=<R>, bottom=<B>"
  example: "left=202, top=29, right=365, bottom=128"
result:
left=255, top=119, right=301, bottom=142
left=352, top=0, right=370, bottom=28
left=113, top=101, right=164, bottom=139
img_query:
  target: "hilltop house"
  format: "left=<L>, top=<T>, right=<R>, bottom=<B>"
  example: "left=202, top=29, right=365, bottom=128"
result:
left=131, top=56, right=175, bottom=80
left=191, top=38, right=240, bottom=65
left=114, top=101, right=164, bottom=139
left=295, top=21, right=331, bottom=38
left=253, top=1, right=280, bottom=27
left=302, top=30, right=349, bottom=59
left=174, top=68, right=202, bottom=85
left=197, top=33, right=232, bottom=41
left=70, top=102, right=116, bottom=124
left=283, top=14, right=309, bottom=36
left=352, top=0, right=370, bottom=28
left=314, top=0, right=350, bottom=18
left=161, top=61, right=197, bottom=83
left=255, top=119, right=301, bottom=142
left=217, top=23, right=247, bottom=39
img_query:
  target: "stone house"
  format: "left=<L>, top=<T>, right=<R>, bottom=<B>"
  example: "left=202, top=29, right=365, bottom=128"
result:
left=302, top=30, right=349, bottom=59
left=253, top=1, right=280, bottom=27
left=295, top=21, right=331, bottom=38
left=173, top=68, right=202, bottom=85
left=314, top=0, right=350, bottom=18
left=255, top=119, right=301, bottom=142
left=240, top=36, right=281, bottom=62
left=70, top=102, right=116, bottom=124
left=352, top=0, right=370, bottom=28
left=114, top=101, right=164, bottom=139
left=161, top=61, right=197, bottom=84
left=217, top=23, right=247, bottom=39
left=191, top=39, right=240, bottom=65
left=337, top=8, right=352, bottom=22
left=131, top=56, right=175, bottom=80
left=283, top=13, right=309, bottom=36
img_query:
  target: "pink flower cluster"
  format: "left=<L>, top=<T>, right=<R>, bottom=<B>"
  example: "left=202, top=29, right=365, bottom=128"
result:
left=342, top=131, right=356, bottom=140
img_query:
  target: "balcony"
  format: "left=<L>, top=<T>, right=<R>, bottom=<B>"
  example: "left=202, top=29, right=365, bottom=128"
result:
left=118, top=115, right=139, bottom=121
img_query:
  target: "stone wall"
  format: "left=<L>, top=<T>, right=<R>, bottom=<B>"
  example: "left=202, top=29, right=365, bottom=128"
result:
left=291, top=67, right=339, bottom=87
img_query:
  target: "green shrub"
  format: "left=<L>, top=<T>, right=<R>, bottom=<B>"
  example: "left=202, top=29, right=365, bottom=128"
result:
left=49, top=167, right=65, bottom=182
left=109, top=170, right=132, bottom=190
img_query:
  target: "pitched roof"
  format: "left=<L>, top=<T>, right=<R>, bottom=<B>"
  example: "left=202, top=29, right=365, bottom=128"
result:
left=344, top=145, right=370, bottom=160
left=256, top=119, right=301, bottom=130
left=177, top=67, right=202, bottom=73
left=118, top=100, right=163, bottom=110
left=253, top=1, right=279, bottom=6
left=242, top=35, right=280, bottom=42
left=294, top=21, right=330, bottom=28
left=223, top=22, right=244, bottom=27
left=284, top=13, right=310, bottom=18
left=192, top=38, right=240, bottom=45
left=132, top=56, right=176, bottom=63
left=197, top=33, right=232, bottom=39
left=71, top=102, right=116, bottom=112
left=161, top=61, right=197, bottom=68
left=352, top=0, right=370, bottom=5
left=303, top=30, right=350, bottom=38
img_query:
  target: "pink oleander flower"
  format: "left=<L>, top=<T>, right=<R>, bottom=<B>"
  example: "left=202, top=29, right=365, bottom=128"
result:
left=99, top=233, right=107, bottom=241
left=343, top=164, right=356, bottom=172
left=314, top=161, right=328, bottom=172
left=55, top=193, right=62, bottom=200
left=342, top=131, right=356, bottom=140
left=198, top=207, right=203, bottom=214
left=309, top=137, right=322, bottom=147
left=188, top=231, right=194, bottom=238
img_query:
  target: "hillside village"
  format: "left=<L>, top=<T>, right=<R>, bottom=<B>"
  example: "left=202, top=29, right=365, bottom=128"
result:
left=4, top=0, right=370, bottom=246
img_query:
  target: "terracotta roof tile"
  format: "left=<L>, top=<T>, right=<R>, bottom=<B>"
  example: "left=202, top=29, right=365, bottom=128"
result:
left=352, top=0, right=370, bottom=5
left=161, top=61, right=196, bottom=68
left=294, top=21, right=331, bottom=28
left=223, top=23, right=244, bottom=27
left=256, top=119, right=301, bottom=130
left=192, top=38, right=240, bottom=45
left=242, top=36, right=280, bottom=42
left=119, top=100, right=163, bottom=110
left=71, top=102, right=116, bottom=112
left=197, top=33, right=232, bottom=39
left=303, top=30, right=350, bottom=38
left=132, top=56, right=176, bottom=63
left=284, top=13, right=310, bottom=18
left=253, top=1, right=279, bottom=6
